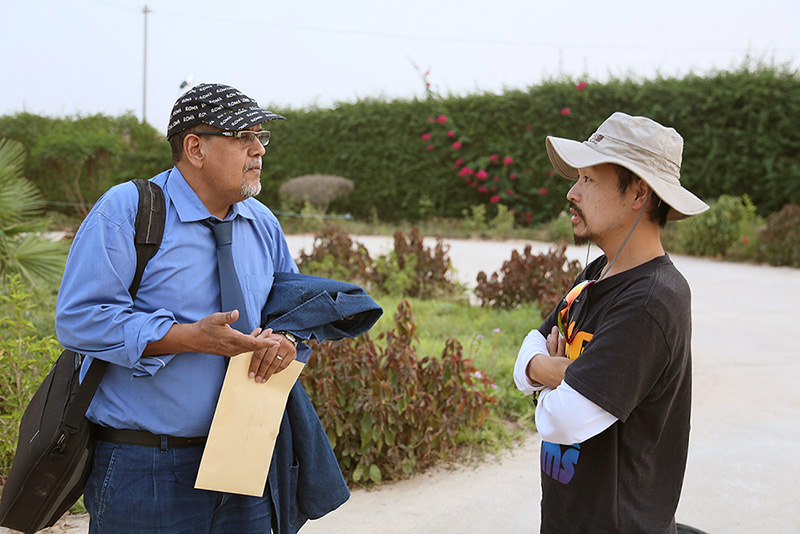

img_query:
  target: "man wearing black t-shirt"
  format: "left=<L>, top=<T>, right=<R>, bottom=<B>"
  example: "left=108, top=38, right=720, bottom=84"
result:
left=514, top=112, right=709, bottom=533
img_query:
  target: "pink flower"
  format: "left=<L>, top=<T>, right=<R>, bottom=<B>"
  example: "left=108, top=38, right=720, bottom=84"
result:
left=426, top=144, right=434, bottom=151
left=561, top=107, right=571, bottom=117
left=493, top=176, right=500, bottom=182
left=452, top=141, right=462, bottom=150
left=465, top=178, right=472, bottom=184
left=477, top=186, right=488, bottom=193
left=437, top=115, right=447, bottom=123
left=446, top=130, right=455, bottom=137
left=490, top=195, right=500, bottom=204
left=489, top=154, right=499, bottom=163
left=421, top=132, right=431, bottom=140
left=539, top=187, right=549, bottom=195
left=455, top=158, right=464, bottom=166
left=503, top=156, right=513, bottom=166
left=506, top=189, right=515, bottom=196
left=490, top=185, right=497, bottom=191
left=459, top=167, right=474, bottom=177
left=547, top=170, right=555, bottom=176
left=510, top=173, right=517, bottom=180
left=475, top=170, right=488, bottom=180
left=576, top=81, right=588, bottom=91
left=526, top=212, right=533, bottom=223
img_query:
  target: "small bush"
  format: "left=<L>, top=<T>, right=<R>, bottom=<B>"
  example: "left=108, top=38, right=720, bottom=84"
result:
left=674, top=194, right=757, bottom=257
left=755, top=204, right=800, bottom=267
left=296, top=224, right=375, bottom=287
left=303, top=301, right=496, bottom=485
left=278, top=174, right=354, bottom=212
left=0, top=275, right=62, bottom=478
left=474, top=243, right=582, bottom=316
left=297, top=225, right=460, bottom=299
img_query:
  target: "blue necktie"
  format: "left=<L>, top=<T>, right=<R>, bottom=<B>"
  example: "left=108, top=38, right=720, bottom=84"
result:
left=204, top=219, right=250, bottom=333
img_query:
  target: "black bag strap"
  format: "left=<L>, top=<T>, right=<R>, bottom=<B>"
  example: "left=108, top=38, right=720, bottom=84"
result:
left=62, top=179, right=166, bottom=432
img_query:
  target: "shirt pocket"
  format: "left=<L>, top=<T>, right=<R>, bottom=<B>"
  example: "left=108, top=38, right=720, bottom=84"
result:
left=245, top=272, right=273, bottom=329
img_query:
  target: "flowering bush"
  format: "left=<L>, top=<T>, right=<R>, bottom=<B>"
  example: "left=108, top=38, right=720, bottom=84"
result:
left=413, top=72, right=596, bottom=226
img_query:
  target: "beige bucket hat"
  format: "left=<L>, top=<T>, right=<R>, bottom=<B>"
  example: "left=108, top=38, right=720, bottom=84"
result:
left=546, top=112, right=709, bottom=220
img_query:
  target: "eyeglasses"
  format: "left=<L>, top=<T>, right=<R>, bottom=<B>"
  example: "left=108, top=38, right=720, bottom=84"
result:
left=556, top=279, right=596, bottom=344
left=195, top=130, right=271, bottom=146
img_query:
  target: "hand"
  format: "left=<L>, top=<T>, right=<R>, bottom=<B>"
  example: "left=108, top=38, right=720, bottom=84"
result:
left=247, top=329, right=298, bottom=384
left=546, top=325, right=566, bottom=358
left=143, top=310, right=278, bottom=358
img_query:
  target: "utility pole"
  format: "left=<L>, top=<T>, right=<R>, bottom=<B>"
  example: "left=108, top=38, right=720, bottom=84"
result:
left=142, top=5, right=152, bottom=123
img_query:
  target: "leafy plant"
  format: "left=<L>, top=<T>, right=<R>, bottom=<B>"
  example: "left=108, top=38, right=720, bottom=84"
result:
left=674, top=194, right=758, bottom=257
left=754, top=204, right=800, bottom=267
left=475, top=243, right=582, bottom=316
left=0, top=275, right=62, bottom=478
left=303, top=301, right=496, bottom=485
left=0, top=138, right=68, bottom=284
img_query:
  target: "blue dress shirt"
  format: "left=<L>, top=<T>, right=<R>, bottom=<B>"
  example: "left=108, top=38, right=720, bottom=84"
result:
left=55, top=167, right=298, bottom=437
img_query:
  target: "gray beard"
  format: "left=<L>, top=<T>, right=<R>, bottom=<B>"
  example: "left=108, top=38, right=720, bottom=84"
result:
left=239, top=180, right=261, bottom=199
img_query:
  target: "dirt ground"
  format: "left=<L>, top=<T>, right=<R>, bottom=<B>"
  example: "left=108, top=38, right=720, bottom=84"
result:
left=3, top=236, right=798, bottom=533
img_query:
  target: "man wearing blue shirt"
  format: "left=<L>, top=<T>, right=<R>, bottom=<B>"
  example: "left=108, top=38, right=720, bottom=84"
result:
left=56, top=83, right=304, bottom=533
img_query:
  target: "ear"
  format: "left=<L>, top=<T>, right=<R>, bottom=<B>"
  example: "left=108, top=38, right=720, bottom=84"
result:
left=630, top=179, right=652, bottom=210
left=183, top=134, right=205, bottom=169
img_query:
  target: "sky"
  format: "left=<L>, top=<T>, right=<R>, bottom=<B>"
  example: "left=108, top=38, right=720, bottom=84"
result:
left=2, top=0, right=799, bottom=135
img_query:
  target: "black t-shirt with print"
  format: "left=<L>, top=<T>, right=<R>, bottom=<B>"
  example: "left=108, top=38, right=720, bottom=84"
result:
left=536, top=254, right=692, bottom=534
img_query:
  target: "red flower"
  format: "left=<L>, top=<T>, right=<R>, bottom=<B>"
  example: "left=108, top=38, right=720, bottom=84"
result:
left=446, top=130, right=455, bottom=137
left=506, top=189, right=515, bottom=196
left=426, top=144, right=434, bottom=151
left=437, top=115, right=447, bottom=123
left=561, top=107, right=571, bottom=116
left=421, top=132, right=431, bottom=140
left=452, top=141, right=462, bottom=150
left=510, top=173, right=517, bottom=180
left=455, top=158, right=464, bottom=166
left=547, top=170, right=555, bottom=176
left=477, top=186, right=488, bottom=193
left=526, top=212, right=533, bottom=223
left=493, top=176, right=500, bottom=182
left=743, top=236, right=750, bottom=244
left=576, top=81, right=588, bottom=91
left=539, top=187, right=549, bottom=195
left=465, top=178, right=472, bottom=184
left=490, top=185, right=497, bottom=191
left=503, top=156, right=514, bottom=166
left=475, top=170, right=488, bottom=180
left=490, top=195, right=500, bottom=204
left=459, top=167, right=474, bottom=177
left=489, top=154, right=499, bottom=163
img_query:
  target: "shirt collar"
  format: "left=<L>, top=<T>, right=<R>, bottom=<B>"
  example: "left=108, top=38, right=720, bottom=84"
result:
left=166, top=167, right=256, bottom=222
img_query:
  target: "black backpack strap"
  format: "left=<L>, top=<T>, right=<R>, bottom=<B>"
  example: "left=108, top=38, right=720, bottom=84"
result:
left=63, top=179, right=166, bottom=431
left=131, top=179, right=166, bottom=301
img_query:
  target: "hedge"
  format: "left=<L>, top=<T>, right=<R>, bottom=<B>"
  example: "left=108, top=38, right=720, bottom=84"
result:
left=2, top=61, right=797, bottom=223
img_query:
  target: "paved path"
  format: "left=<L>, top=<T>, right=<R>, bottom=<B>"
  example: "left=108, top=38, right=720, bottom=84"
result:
left=8, top=236, right=798, bottom=533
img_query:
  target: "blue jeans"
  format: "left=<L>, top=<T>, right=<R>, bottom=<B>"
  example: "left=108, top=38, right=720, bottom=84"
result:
left=85, top=440, right=272, bottom=534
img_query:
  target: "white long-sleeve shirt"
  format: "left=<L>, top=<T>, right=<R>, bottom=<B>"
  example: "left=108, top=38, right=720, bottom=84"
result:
left=514, top=329, right=617, bottom=445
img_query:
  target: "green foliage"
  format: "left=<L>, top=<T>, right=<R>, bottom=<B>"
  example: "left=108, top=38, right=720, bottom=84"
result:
left=475, top=243, right=582, bottom=316
left=297, top=225, right=461, bottom=298
left=263, top=61, right=799, bottom=223
left=0, top=139, right=68, bottom=284
left=674, top=195, right=758, bottom=257
left=754, top=204, right=800, bottom=267
left=303, top=301, right=497, bottom=485
left=0, top=275, right=62, bottom=477
left=0, top=113, right=170, bottom=215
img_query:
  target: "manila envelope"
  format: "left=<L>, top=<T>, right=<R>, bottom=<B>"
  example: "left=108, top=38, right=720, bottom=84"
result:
left=195, top=352, right=304, bottom=496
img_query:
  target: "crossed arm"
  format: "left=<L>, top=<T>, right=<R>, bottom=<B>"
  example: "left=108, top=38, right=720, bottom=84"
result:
left=514, top=327, right=617, bottom=444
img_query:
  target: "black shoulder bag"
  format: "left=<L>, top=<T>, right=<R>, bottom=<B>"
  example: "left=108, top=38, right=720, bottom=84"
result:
left=0, top=179, right=165, bottom=534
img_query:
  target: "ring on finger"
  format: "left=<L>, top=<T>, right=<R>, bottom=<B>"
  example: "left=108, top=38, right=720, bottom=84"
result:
left=276, top=355, right=284, bottom=361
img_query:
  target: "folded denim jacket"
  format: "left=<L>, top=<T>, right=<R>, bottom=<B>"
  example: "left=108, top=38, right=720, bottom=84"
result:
left=262, top=272, right=382, bottom=534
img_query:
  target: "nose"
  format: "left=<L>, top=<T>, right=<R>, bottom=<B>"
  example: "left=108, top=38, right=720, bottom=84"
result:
left=249, top=138, right=266, bottom=157
left=566, top=181, right=579, bottom=202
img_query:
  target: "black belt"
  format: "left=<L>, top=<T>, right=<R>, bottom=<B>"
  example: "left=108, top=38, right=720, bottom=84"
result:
left=93, top=426, right=207, bottom=447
